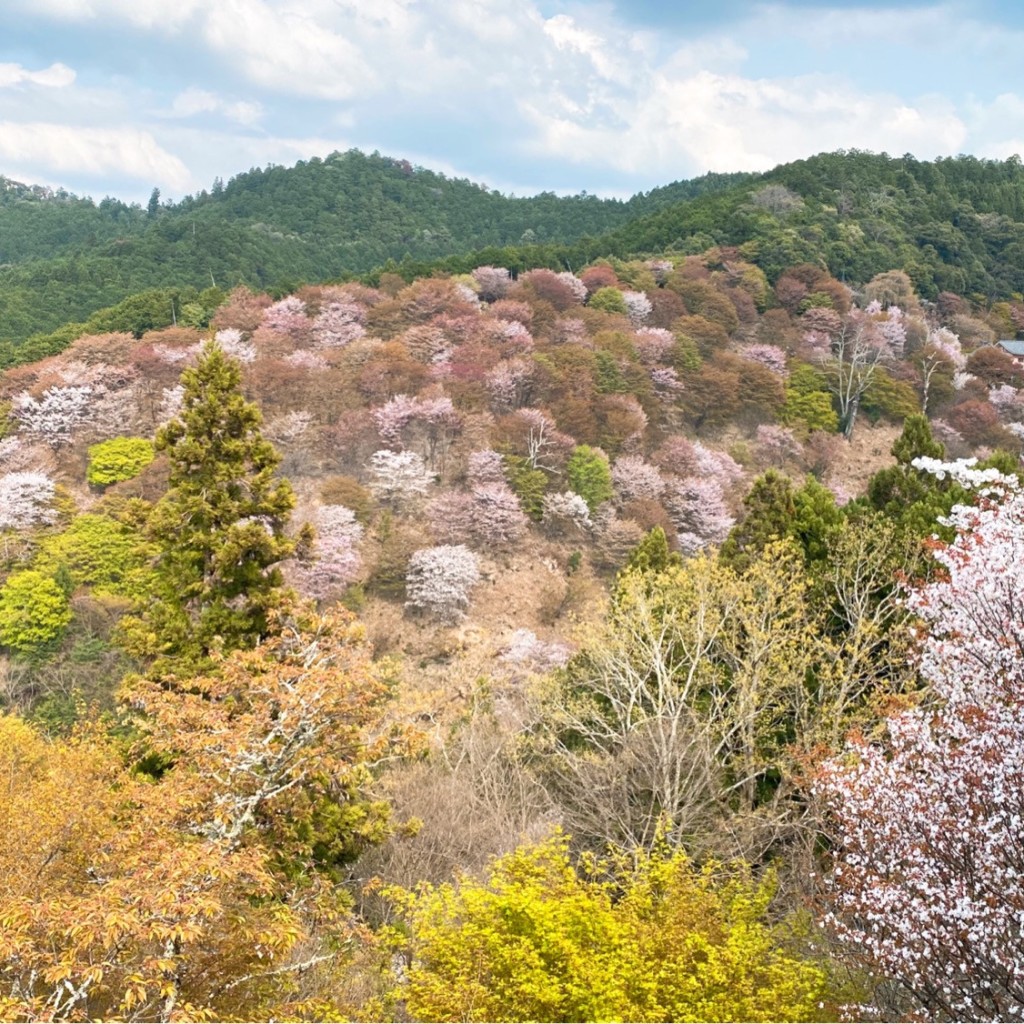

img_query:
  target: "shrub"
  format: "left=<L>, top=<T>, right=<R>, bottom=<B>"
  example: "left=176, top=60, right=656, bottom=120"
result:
left=567, top=445, right=613, bottom=513
left=35, top=514, right=152, bottom=597
left=86, top=437, right=156, bottom=487
left=392, top=833, right=832, bottom=1023
left=588, top=287, right=628, bottom=316
left=0, top=570, right=72, bottom=655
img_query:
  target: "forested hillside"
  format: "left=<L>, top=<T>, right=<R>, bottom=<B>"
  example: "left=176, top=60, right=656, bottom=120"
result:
left=394, top=151, right=1024, bottom=303
left=8, top=149, right=1024, bottom=360
left=2, top=233, right=1024, bottom=1018
left=0, top=151, right=749, bottom=344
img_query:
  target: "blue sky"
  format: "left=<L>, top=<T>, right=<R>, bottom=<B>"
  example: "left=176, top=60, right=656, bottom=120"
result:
left=2, top=0, right=1024, bottom=204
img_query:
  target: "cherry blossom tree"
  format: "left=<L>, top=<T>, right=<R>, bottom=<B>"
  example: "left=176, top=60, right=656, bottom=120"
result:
left=927, top=326, right=966, bottom=371
left=611, top=455, right=665, bottom=504
left=372, top=394, right=421, bottom=448
left=555, top=271, right=588, bottom=304
left=471, top=266, right=512, bottom=302
left=915, top=333, right=961, bottom=414
left=425, top=491, right=475, bottom=544
left=213, top=328, right=256, bottom=364
left=367, top=449, right=432, bottom=510
left=370, top=394, right=461, bottom=472
left=13, top=386, right=94, bottom=449
left=554, top=317, right=587, bottom=345
left=819, top=460, right=1024, bottom=1021
left=633, top=327, right=675, bottom=365
left=466, top=481, right=528, bottom=547
left=405, top=544, right=480, bottom=623
left=622, top=290, right=653, bottom=328
left=312, top=300, right=366, bottom=349
left=754, top=424, right=802, bottom=468
left=542, top=490, right=592, bottom=532
left=496, top=319, right=534, bottom=352
left=151, top=343, right=196, bottom=366
left=158, top=384, right=185, bottom=424
left=467, top=449, right=505, bottom=484
left=283, top=349, right=328, bottom=371
left=0, top=439, right=28, bottom=472
left=261, top=296, right=310, bottom=338
left=741, top=344, right=789, bottom=376
left=645, top=259, right=674, bottom=283
left=427, top=482, right=527, bottom=549
left=415, top=395, right=463, bottom=474
left=0, top=472, right=57, bottom=531
left=691, top=441, right=745, bottom=487
left=263, top=410, right=314, bottom=447
left=289, top=505, right=363, bottom=600
left=486, top=357, right=533, bottom=412
left=664, top=476, right=735, bottom=555
left=499, top=629, right=571, bottom=673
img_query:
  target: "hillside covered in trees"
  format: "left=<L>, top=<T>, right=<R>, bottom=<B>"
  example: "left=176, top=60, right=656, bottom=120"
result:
left=2, top=227, right=1024, bottom=1020
left=0, top=150, right=748, bottom=345
left=6, top=149, right=1024, bottom=359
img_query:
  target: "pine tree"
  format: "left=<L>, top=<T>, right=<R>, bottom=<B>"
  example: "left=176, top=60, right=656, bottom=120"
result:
left=121, top=342, right=295, bottom=668
left=865, top=414, right=965, bottom=541
left=719, top=470, right=796, bottom=572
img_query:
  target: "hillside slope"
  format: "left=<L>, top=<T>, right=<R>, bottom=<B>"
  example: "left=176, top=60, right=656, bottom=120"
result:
left=0, top=151, right=749, bottom=344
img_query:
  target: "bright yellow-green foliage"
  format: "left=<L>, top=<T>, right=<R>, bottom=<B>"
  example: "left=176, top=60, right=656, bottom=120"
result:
left=587, top=286, right=628, bottom=315
left=86, top=436, right=156, bottom=487
left=781, top=389, right=839, bottom=435
left=393, top=833, right=832, bottom=1023
left=34, top=514, right=155, bottom=597
left=0, top=570, right=72, bottom=655
left=781, top=363, right=839, bottom=434
left=567, top=444, right=613, bottom=513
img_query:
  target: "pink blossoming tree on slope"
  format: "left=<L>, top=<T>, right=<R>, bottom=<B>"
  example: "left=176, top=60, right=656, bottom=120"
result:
left=819, top=460, right=1024, bottom=1022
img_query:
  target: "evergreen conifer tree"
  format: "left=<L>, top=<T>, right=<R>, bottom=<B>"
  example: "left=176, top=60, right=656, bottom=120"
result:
left=121, top=342, right=295, bottom=669
left=719, top=470, right=796, bottom=572
left=865, top=414, right=963, bottom=541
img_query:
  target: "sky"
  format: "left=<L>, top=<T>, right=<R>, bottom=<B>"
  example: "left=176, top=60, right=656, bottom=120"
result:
left=2, top=0, right=1024, bottom=204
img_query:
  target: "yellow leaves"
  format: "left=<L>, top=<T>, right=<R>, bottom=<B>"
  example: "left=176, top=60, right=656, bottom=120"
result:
left=394, top=833, right=832, bottom=1023
left=0, top=606, right=404, bottom=1021
left=119, top=977, right=148, bottom=1013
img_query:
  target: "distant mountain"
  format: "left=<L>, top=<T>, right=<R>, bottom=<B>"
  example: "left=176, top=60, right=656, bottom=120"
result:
left=595, top=150, right=1024, bottom=297
left=6, top=148, right=1024, bottom=355
left=384, top=151, right=1024, bottom=306
left=0, top=151, right=751, bottom=344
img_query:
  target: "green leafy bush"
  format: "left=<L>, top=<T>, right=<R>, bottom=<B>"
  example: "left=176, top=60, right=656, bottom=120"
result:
left=35, top=514, right=153, bottom=597
left=86, top=437, right=156, bottom=487
left=588, top=286, right=628, bottom=315
left=0, top=570, right=72, bottom=655
left=567, top=445, right=613, bottom=513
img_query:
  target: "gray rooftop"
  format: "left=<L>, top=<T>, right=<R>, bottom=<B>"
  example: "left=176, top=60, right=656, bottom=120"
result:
left=997, top=340, right=1024, bottom=358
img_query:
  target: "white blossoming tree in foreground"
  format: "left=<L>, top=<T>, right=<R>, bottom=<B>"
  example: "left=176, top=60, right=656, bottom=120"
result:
left=819, top=459, right=1024, bottom=1022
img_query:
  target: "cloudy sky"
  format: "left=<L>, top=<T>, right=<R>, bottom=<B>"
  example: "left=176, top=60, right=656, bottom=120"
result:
left=2, top=0, right=1024, bottom=204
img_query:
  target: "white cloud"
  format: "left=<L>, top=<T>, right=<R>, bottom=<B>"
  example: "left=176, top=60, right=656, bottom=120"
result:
left=17, top=0, right=203, bottom=30
left=169, top=87, right=263, bottom=126
left=0, top=62, right=76, bottom=89
left=200, top=0, right=376, bottom=100
left=0, top=122, right=192, bottom=190
left=7, top=0, right=1024, bottom=202
left=523, top=68, right=968, bottom=176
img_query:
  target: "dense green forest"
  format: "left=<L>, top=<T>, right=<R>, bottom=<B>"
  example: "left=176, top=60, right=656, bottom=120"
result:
left=0, top=150, right=748, bottom=344
left=7, top=149, right=1024, bottom=357
left=390, top=151, right=1024, bottom=301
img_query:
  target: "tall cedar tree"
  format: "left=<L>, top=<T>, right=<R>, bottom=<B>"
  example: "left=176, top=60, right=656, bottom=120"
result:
left=126, top=342, right=295, bottom=669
